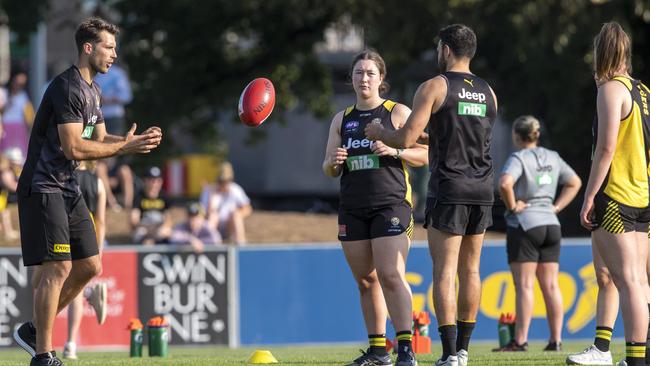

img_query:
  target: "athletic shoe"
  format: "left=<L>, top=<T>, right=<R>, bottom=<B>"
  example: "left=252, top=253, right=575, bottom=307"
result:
left=345, top=349, right=392, bottom=366
left=457, top=349, right=468, bottom=366
left=565, top=345, right=613, bottom=365
left=395, top=349, right=417, bottom=366
left=434, top=355, right=458, bottom=366
left=544, top=341, right=562, bottom=351
left=492, top=340, right=528, bottom=352
left=13, top=321, right=37, bottom=357
left=86, top=282, right=107, bottom=325
left=62, top=341, right=77, bottom=360
left=30, top=351, right=64, bottom=366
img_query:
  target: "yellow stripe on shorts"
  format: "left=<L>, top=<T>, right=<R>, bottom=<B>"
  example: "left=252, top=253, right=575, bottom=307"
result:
left=601, top=200, right=625, bottom=234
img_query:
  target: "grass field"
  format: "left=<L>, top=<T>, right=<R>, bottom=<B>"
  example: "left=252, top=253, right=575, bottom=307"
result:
left=0, top=341, right=628, bottom=366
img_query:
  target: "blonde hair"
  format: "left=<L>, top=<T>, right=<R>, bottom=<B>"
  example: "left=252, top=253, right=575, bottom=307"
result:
left=594, top=22, right=632, bottom=83
left=513, top=115, right=541, bottom=143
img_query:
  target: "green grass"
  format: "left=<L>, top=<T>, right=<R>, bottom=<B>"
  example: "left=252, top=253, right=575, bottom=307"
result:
left=0, top=341, right=627, bottom=365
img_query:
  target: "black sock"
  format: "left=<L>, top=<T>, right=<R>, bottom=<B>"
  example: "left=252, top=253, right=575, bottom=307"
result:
left=439, top=324, right=457, bottom=360
left=456, top=319, right=476, bottom=352
left=627, top=342, right=645, bottom=366
left=396, top=330, right=413, bottom=354
left=368, top=334, right=388, bottom=355
left=594, top=326, right=613, bottom=352
left=34, top=352, right=55, bottom=360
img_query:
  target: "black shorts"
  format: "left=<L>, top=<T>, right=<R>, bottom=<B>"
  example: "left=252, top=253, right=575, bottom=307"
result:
left=18, top=192, right=98, bottom=266
left=424, top=198, right=493, bottom=235
left=338, top=202, right=413, bottom=241
left=506, top=225, right=561, bottom=263
left=593, top=193, right=650, bottom=235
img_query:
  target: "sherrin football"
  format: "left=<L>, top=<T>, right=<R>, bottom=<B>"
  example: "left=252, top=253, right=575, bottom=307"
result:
left=238, top=78, right=275, bottom=127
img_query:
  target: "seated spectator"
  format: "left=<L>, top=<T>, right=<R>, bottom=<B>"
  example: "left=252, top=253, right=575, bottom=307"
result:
left=131, top=166, right=172, bottom=245
left=0, top=148, right=20, bottom=240
left=200, top=161, right=252, bottom=244
left=96, top=157, right=135, bottom=211
left=170, top=202, right=222, bottom=253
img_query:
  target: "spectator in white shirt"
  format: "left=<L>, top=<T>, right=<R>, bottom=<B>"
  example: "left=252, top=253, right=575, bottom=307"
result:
left=200, top=161, right=252, bottom=244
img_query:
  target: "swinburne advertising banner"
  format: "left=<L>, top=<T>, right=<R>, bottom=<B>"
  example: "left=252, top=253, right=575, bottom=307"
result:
left=0, top=253, right=31, bottom=347
left=138, top=250, right=229, bottom=345
left=0, top=247, right=230, bottom=348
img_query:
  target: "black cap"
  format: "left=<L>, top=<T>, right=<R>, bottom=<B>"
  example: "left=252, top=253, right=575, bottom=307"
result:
left=144, top=166, right=162, bottom=178
left=187, top=202, right=204, bottom=216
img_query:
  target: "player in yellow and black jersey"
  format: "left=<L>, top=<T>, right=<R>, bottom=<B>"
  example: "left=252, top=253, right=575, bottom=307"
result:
left=579, top=22, right=650, bottom=366
left=323, top=50, right=428, bottom=366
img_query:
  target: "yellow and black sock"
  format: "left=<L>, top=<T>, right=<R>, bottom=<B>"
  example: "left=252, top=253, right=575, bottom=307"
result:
left=368, top=334, right=388, bottom=355
left=396, top=330, right=413, bottom=354
left=626, top=341, right=645, bottom=366
left=439, top=324, right=457, bottom=360
left=456, top=319, right=476, bottom=352
left=646, top=304, right=650, bottom=365
left=594, top=326, right=613, bottom=352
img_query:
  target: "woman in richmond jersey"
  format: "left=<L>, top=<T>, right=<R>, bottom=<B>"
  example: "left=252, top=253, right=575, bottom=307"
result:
left=323, top=50, right=427, bottom=366
left=579, top=22, right=650, bottom=366
left=498, top=115, right=581, bottom=352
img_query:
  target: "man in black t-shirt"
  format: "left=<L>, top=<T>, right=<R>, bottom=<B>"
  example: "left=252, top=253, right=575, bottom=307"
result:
left=366, top=25, right=497, bottom=366
left=13, top=17, right=162, bottom=366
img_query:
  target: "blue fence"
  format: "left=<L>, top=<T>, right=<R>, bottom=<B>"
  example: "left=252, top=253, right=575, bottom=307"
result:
left=238, top=239, right=621, bottom=345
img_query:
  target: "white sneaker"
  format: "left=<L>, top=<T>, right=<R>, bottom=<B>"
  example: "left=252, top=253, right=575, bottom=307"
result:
left=566, top=345, right=613, bottom=365
left=457, top=350, right=468, bottom=366
left=86, top=282, right=107, bottom=324
left=434, top=355, right=459, bottom=366
left=62, top=341, right=77, bottom=360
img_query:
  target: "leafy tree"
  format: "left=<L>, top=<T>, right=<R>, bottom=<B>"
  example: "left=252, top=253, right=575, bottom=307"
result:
left=0, top=0, right=49, bottom=41
left=112, top=0, right=353, bottom=155
left=353, top=0, right=650, bottom=179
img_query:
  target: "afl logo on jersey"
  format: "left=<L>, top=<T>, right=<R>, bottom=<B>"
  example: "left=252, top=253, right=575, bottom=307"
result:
left=371, top=118, right=382, bottom=125
left=345, top=121, right=360, bottom=132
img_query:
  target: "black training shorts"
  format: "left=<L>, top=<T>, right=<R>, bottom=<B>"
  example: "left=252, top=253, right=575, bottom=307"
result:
left=593, top=193, right=650, bottom=235
left=424, top=198, right=492, bottom=235
left=506, top=225, right=561, bottom=263
left=338, top=202, right=413, bottom=241
left=18, top=192, right=98, bottom=266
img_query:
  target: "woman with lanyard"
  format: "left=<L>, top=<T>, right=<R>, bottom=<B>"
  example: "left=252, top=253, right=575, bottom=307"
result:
left=498, top=115, right=581, bottom=352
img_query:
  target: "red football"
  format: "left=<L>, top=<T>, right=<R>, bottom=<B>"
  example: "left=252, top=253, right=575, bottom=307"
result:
left=238, top=78, right=275, bottom=126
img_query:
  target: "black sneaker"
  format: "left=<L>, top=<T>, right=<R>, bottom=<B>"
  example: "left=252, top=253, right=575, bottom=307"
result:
left=395, top=349, right=417, bottom=366
left=543, top=341, right=561, bottom=351
left=14, top=321, right=37, bottom=356
left=30, top=351, right=64, bottom=366
left=492, top=340, right=528, bottom=352
left=346, top=349, right=393, bottom=366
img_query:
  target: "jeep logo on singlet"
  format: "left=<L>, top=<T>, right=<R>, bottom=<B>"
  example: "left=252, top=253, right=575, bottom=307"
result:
left=347, top=154, right=379, bottom=171
left=342, top=137, right=376, bottom=150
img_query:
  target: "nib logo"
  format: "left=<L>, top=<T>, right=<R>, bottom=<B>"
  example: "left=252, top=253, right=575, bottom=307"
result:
left=346, top=154, right=379, bottom=171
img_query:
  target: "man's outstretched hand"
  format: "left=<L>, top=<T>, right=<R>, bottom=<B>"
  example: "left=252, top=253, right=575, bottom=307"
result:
left=120, top=123, right=163, bottom=154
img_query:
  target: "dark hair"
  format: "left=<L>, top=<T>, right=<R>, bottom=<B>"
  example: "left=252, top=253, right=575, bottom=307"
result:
left=349, top=49, right=390, bottom=95
left=594, top=22, right=632, bottom=83
left=75, top=17, right=119, bottom=53
left=438, top=24, right=477, bottom=59
left=513, top=115, right=541, bottom=143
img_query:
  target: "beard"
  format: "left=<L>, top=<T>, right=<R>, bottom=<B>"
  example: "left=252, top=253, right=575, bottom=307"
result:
left=437, top=55, right=448, bottom=73
left=90, top=57, right=109, bottom=75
